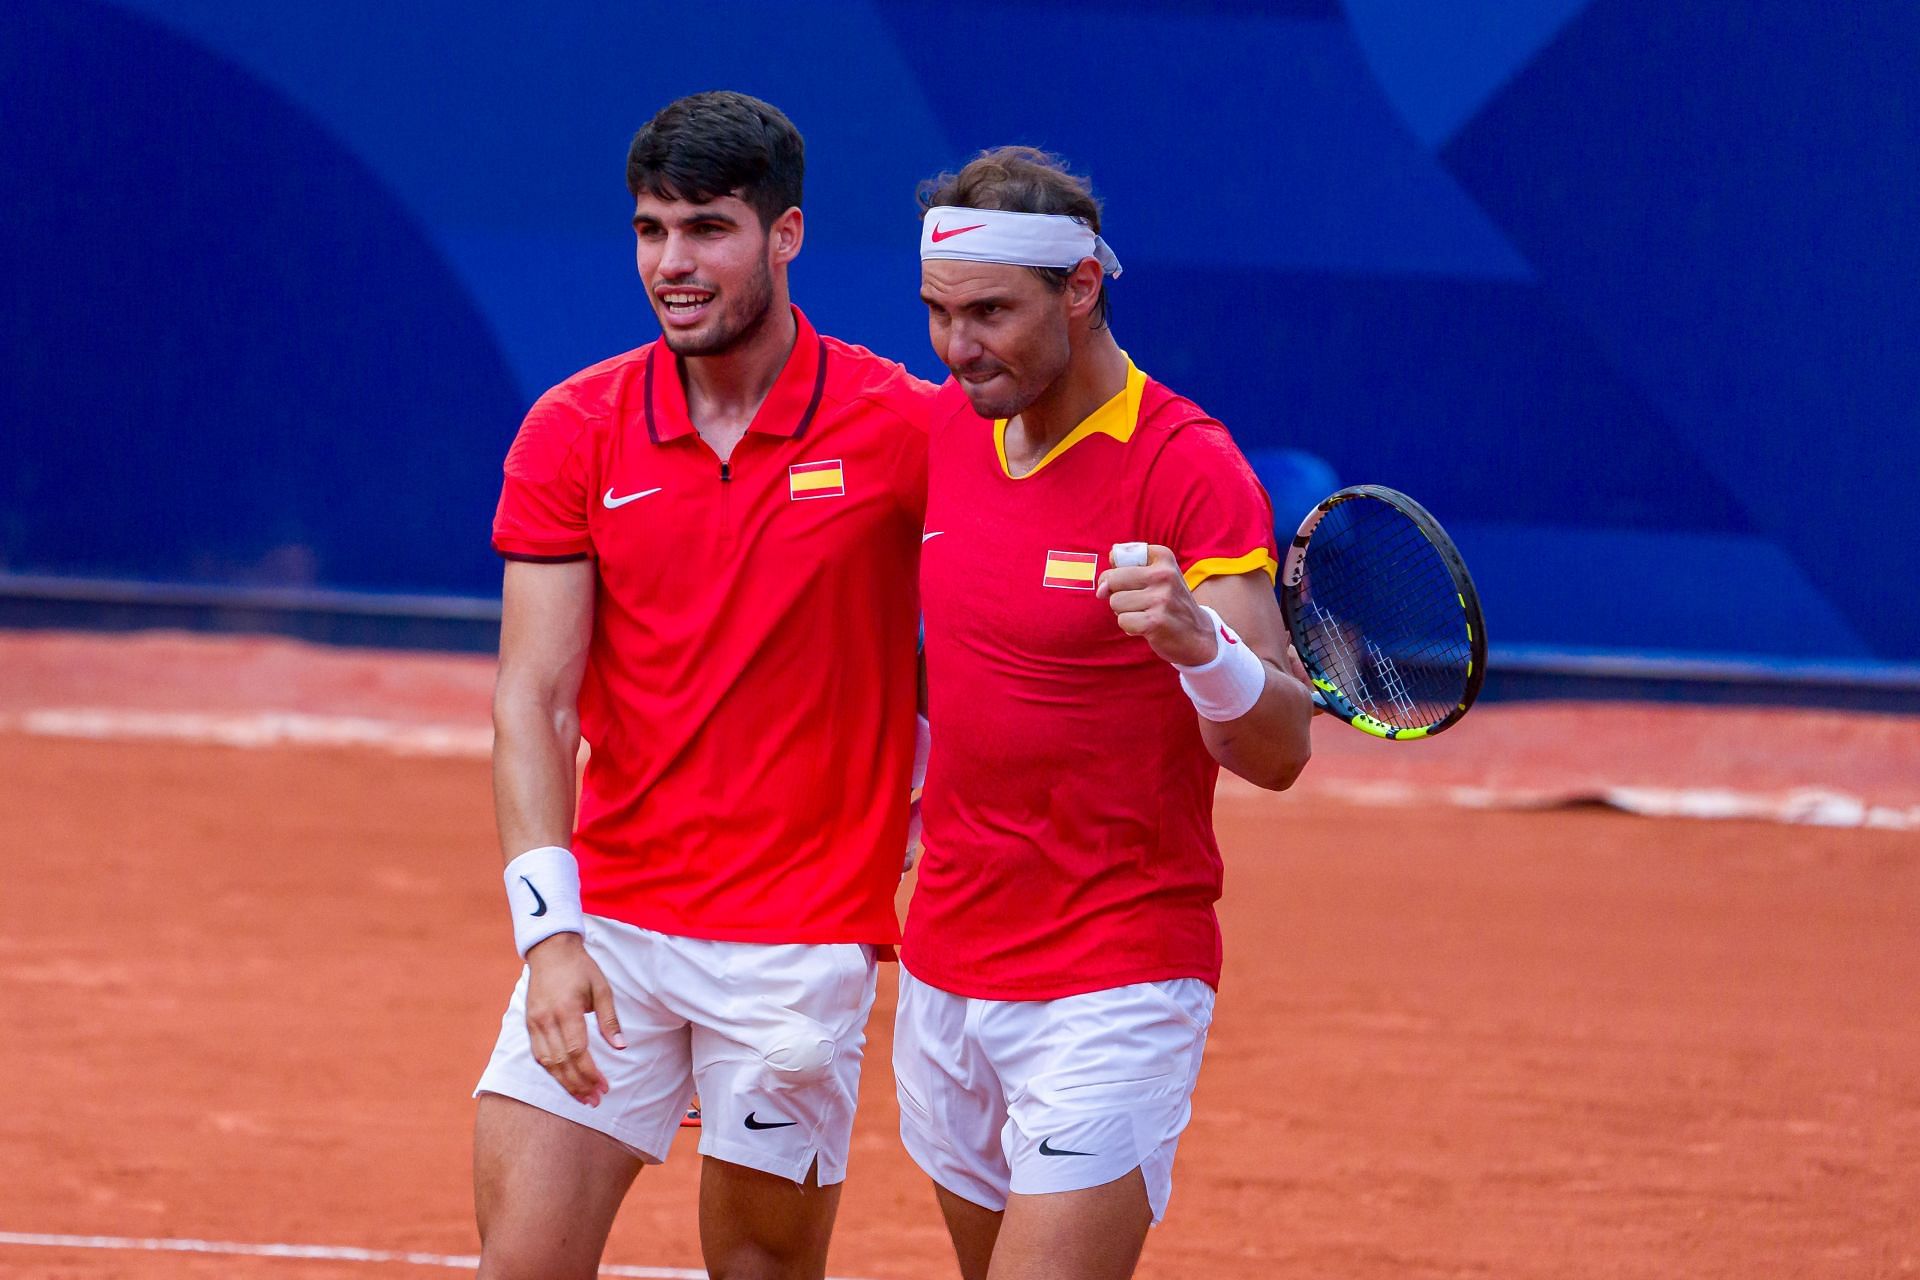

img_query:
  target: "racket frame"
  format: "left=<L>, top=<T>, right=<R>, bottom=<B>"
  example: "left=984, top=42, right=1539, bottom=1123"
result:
left=1279, top=484, right=1486, bottom=740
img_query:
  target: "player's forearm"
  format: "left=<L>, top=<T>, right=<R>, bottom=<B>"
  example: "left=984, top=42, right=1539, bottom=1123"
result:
left=491, top=693, right=581, bottom=862
left=1200, top=663, right=1313, bottom=791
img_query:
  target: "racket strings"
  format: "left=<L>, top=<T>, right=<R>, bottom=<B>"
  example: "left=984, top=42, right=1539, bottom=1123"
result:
left=1295, top=499, right=1472, bottom=729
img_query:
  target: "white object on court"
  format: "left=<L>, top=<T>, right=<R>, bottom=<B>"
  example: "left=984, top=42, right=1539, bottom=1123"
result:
left=1110, top=541, right=1150, bottom=568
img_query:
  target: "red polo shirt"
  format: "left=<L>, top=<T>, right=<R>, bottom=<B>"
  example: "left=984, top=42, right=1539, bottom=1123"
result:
left=493, top=308, right=934, bottom=944
left=905, top=360, right=1278, bottom=998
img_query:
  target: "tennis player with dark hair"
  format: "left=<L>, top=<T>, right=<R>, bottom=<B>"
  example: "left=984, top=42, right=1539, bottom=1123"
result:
left=473, top=90, right=933, bottom=1280
left=898, top=146, right=1315, bottom=1280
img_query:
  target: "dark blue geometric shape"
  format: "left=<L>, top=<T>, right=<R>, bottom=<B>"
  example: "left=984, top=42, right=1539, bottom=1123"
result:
left=1450, top=523, right=1871, bottom=658
left=1114, top=265, right=1754, bottom=537
left=0, top=0, right=521, bottom=594
left=882, top=0, right=1340, bottom=18
left=1443, top=0, right=1920, bottom=659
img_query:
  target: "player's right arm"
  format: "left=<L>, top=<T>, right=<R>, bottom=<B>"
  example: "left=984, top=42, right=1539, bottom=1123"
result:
left=491, top=553, right=624, bottom=1107
left=493, top=559, right=592, bottom=858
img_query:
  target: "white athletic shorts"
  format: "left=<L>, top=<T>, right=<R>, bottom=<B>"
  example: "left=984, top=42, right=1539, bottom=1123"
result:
left=892, top=968, right=1214, bottom=1224
left=475, top=914, right=878, bottom=1185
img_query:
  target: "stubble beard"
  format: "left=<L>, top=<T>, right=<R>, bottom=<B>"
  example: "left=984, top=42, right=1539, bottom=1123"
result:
left=660, top=258, right=777, bottom=359
left=960, top=334, right=1071, bottom=421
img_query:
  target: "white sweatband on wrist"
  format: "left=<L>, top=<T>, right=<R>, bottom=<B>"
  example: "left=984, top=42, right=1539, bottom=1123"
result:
left=912, top=713, right=931, bottom=791
left=503, top=845, right=585, bottom=958
left=1176, top=606, right=1267, bottom=722
left=906, top=714, right=931, bottom=871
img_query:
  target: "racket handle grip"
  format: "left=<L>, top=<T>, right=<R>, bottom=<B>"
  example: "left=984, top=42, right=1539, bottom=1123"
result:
left=1110, top=542, right=1150, bottom=568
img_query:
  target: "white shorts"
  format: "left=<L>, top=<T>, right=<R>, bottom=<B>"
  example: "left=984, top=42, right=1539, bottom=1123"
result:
left=475, top=915, right=878, bottom=1185
left=892, top=968, right=1214, bottom=1224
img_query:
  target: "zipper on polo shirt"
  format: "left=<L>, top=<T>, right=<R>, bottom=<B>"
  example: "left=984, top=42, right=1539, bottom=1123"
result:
left=718, top=459, right=734, bottom=552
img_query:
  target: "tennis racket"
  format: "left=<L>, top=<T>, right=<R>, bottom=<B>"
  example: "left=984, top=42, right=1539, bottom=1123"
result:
left=1279, top=485, right=1485, bottom=740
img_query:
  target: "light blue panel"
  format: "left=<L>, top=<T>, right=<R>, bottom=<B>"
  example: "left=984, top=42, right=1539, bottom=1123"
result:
left=102, top=0, right=955, bottom=242
left=101, top=0, right=958, bottom=405
left=876, top=6, right=1532, bottom=279
left=1341, top=0, right=1596, bottom=148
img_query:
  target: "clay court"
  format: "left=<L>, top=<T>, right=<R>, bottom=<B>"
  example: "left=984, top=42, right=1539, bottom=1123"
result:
left=1, top=631, right=1916, bottom=1278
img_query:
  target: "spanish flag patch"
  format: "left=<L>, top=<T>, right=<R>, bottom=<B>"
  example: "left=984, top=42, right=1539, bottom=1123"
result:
left=789, top=459, right=846, bottom=500
left=1043, top=550, right=1098, bottom=590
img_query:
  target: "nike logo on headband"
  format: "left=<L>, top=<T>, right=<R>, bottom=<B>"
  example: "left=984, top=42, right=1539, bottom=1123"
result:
left=930, top=222, right=987, bottom=243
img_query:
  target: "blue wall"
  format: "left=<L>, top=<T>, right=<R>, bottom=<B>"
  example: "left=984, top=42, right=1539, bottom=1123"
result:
left=4, top=1, right=1916, bottom=663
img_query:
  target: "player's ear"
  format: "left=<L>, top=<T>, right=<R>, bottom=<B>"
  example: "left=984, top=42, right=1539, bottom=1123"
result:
left=768, top=206, right=804, bottom=267
left=1064, top=257, right=1103, bottom=322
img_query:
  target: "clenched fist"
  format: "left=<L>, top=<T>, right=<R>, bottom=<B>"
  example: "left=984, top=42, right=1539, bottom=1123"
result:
left=1095, top=543, right=1219, bottom=667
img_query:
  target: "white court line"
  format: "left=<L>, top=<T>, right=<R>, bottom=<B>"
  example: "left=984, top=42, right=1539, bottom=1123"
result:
left=8, top=706, right=1916, bottom=832
left=2, top=708, right=492, bottom=757
left=1310, top=778, right=1920, bottom=831
left=0, top=1230, right=880, bottom=1279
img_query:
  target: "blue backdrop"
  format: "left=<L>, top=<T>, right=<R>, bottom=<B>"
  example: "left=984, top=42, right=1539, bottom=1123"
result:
left=4, top=0, right=1916, bottom=664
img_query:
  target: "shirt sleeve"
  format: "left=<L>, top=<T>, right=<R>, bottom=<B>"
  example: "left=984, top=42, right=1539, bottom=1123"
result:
left=492, top=391, right=595, bottom=561
left=1141, top=420, right=1279, bottom=590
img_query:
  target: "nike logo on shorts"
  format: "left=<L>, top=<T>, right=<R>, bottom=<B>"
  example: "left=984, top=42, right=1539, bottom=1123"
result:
left=1038, top=1136, right=1096, bottom=1157
left=744, top=1112, right=798, bottom=1131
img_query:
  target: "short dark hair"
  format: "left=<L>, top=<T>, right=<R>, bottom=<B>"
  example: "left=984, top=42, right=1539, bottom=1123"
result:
left=917, top=145, right=1111, bottom=327
left=627, top=91, right=804, bottom=229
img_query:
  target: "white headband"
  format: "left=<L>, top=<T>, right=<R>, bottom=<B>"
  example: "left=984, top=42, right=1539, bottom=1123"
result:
left=919, top=205, right=1123, bottom=278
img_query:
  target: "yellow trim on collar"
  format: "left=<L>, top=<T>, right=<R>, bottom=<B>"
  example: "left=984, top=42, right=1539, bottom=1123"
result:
left=1183, top=548, right=1280, bottom=591
left=994, top=357, right=1147, bottom=480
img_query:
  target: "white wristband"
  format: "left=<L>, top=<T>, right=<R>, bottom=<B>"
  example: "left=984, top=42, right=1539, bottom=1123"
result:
left=906, top=714, right=931, bottom=870
left=1176, top=606, right=1267, bottom=722
left=912, top=713, right=931, bottom=791
left=503, top=845, right=585, bottom=958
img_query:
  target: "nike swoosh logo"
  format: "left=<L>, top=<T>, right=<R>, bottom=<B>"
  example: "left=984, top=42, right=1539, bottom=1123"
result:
left=921, top=531, right=945, bottom=543
left=744, top=1112, right=798, bottom=1131
left=930, top=222, right=987, bottom=243
left=603, top=486, right=662, bottom=508
left=1038, top=1137, right=1096, bottom=1157
left=518, top=875, right=548, bottom=918
left=1221, top=626, right=1239, bottom=646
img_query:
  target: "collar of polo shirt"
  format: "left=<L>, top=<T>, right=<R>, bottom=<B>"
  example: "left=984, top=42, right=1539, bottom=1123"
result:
left=644, top=304, right=830, bottom=443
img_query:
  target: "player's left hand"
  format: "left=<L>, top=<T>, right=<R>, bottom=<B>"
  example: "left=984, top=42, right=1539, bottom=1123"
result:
left=1097, top=544, right=1217, bottom=667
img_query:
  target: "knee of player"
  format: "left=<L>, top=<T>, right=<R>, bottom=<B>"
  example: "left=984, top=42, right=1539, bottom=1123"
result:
left=760, top=1026, right=836, bottom=1086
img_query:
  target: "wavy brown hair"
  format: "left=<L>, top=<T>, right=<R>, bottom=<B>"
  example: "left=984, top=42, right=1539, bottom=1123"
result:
left=918, top=146, right=1111, bottom=328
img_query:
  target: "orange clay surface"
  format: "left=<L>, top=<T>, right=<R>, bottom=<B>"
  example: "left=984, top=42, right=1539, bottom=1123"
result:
left=1, top=630, right=1917, bottom=1278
